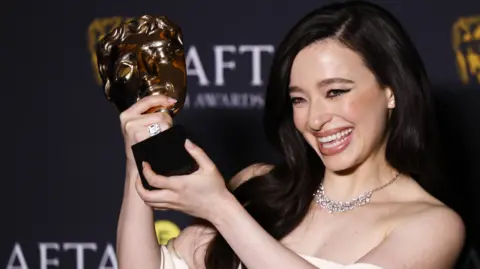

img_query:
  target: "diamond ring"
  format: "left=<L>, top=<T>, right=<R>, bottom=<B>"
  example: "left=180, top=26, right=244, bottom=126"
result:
left=148, top=124, right=161, bottom=137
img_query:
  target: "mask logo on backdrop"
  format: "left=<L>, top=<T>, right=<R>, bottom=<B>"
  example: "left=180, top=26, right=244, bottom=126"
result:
left=155, top=220, right=181, bottom=244
left=452, top=15, right=480, bottom=85
left=87, top=17, right=275, bottom=109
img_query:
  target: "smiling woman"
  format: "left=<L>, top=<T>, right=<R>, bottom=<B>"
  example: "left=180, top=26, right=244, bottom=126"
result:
left=114, top=1, right=465, bottom=269
left=288, top=39, right=396, bottom=173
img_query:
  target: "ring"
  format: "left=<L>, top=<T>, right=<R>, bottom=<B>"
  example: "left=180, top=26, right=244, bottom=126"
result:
left=148, top=124, right=161, bottom=137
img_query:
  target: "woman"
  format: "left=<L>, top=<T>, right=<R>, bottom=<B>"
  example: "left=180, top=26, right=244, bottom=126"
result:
left=115, top=1, right=465, bottom=268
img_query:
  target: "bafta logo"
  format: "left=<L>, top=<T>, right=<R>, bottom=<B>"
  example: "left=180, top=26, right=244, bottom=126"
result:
left=154, top=220, right=181, bottom=245
left=452, top=15, right=480, bottom=85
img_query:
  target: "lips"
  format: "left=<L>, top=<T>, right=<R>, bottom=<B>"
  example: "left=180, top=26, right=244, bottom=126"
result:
left=315, top=127, right=353, bottom=156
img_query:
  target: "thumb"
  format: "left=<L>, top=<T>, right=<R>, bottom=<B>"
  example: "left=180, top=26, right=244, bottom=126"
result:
left=184, top=139, right=216, bottom=172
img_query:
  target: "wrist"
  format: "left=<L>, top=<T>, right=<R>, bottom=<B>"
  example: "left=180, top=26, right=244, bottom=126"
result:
left=123, top=165, right=143, bottom=199
left=208, top=190, right=243, bottom=227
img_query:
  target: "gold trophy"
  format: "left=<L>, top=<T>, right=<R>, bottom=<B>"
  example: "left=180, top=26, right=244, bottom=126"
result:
left=96, top=15, right=197, bottom=189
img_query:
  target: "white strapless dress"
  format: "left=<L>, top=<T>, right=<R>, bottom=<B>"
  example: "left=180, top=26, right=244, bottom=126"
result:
left=160, top=240, right=383, bottom=269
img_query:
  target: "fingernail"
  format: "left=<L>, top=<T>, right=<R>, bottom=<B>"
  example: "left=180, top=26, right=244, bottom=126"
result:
left=142, top=161, right=146, bottom=168
left=167, top=97, right=177, bottom=103
left=185, top=139, right=195, bottom=149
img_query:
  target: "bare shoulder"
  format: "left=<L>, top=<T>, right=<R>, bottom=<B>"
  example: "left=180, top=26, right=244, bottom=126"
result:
left=227, top=163, right=274, bottom=191
left=389, top=177, right=464, bottom=237
left=359, top=190, right=466, bottom=268
left=393, top=204, right=465, bottom=267
left=401, top=203, right=465, bottom=243
left=397, top=181, right=465, bottom=239
left=392, top=182, right=466, bottom=263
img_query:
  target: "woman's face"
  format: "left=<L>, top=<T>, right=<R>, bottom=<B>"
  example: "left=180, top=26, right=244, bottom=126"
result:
left=289, top=39, right=395, bottom=172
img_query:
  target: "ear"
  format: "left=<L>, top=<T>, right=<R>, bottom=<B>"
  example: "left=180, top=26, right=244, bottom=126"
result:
left=385, top=87, right=395, bottom=109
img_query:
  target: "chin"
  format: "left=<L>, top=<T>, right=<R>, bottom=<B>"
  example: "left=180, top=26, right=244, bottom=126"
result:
left=322, top=156, right=359, bottom=174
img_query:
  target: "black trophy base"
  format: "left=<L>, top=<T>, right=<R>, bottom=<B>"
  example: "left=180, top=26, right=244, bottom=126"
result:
left=131, top=124, right=198, bottom=190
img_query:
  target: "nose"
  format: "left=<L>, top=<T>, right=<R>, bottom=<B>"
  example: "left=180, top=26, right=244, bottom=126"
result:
left=307, top=99, right=332, bottom=132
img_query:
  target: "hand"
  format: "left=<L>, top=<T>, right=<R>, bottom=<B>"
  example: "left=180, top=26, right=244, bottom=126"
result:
left=135, top=139, right=232, bottom=221
left=119, top=94, right=177, bottom=171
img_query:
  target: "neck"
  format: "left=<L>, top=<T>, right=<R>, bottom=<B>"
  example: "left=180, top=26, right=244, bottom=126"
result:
left=321, top=146, right=399, bottom=201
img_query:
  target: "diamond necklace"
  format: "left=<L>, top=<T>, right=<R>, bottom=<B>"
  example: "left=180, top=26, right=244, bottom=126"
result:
left=313, top=172, right=401, bottom=214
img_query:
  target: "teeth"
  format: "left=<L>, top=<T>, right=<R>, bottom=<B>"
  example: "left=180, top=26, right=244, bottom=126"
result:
left=318, top=128, right=352, bottom=143
left=322, top=135, right=349, bottom=148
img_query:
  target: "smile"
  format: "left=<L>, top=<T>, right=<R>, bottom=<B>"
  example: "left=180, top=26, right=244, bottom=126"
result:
left=316, top=127, right=353, bottom=155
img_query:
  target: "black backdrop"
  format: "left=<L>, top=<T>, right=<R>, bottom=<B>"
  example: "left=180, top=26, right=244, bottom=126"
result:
left=6, top=0, right=480, bottom=268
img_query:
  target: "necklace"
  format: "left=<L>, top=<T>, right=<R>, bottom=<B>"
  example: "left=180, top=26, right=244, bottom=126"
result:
left=313, top=172, right=401, bottom=214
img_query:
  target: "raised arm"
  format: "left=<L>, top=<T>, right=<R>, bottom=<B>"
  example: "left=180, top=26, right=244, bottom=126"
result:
left=136, top=143, right=321, bottom=269
left=115, top=102, right=268, bottom=269
left=117, top=164, right=161, bottom=269
left=115, top=94, right=178, bottom=269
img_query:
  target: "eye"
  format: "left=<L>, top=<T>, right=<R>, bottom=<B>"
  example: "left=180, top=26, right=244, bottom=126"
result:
left=290, top=97, right=305, bottom=105
left=326, top=89, right=350, bottom=98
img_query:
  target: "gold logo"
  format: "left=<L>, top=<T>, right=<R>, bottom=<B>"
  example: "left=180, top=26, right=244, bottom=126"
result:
left=452, top=15, right=480, bottom=85
left=87, top=17, right=133, bottom=85
left=154, top=220, right=181, bottom=245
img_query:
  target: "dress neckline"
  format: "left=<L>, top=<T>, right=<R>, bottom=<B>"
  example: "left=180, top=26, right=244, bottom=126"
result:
left=297, top=253, right=345, bottom=265
left=297, top=253, right=383, bottom=269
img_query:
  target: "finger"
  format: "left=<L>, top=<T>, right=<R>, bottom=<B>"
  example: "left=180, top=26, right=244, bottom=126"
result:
left=131, top=94, right=177, bottom=115
left=123, top=111, right=173, bottom=134
left=142, top=162, right=175, bottom=189
left=184, top=139, right=216, bottom=172
left=120, top=95, right=177, bottom=122
left=135, top=176, right=178, bottom=203
left=123, top=113, right=173, bottom=144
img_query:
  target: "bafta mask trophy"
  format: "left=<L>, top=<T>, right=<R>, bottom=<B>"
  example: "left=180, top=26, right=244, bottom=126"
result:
left=96, top=15, right=197, bottom=190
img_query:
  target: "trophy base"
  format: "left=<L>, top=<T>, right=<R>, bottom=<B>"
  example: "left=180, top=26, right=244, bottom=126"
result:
left=131, top=124, right=199, bottom=190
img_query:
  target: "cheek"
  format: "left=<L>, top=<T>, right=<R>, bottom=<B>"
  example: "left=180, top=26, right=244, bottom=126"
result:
left=345, top=89, right=385, bottom=119
left=292, top=106, right=308, bottom=132
left=344, top=100, right=365, bottom=122
left=345, top=91, right=389, bottom=136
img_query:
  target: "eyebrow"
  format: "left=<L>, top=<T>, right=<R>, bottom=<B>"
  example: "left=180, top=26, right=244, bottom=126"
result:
left=289, top=77, right=355, bottom=92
